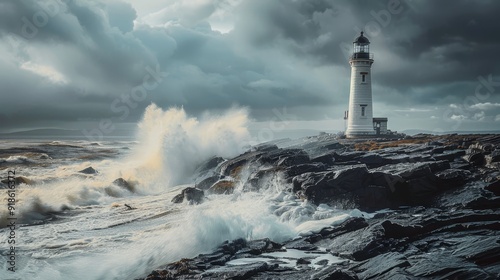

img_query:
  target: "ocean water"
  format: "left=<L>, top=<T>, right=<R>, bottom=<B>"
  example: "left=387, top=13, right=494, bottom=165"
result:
left=0, top=105, right=369, bottom=280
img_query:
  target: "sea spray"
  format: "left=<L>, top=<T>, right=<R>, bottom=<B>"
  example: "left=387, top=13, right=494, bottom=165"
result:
left=123, top=104, right=251, bottom=188
left=0, top=105, right=251, bottom=227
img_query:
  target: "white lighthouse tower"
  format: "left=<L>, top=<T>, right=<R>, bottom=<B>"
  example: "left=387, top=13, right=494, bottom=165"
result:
left=346, top=32, right=376, bottom=138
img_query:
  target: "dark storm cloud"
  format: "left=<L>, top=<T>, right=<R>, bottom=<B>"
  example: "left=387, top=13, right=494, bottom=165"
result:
left=372, top=1, right=500, bottom=90
left=1, top=0, right=500, bottom=132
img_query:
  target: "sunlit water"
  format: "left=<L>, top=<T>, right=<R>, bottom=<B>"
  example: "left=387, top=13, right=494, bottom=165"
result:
left=0, top=105, right=370, bottom=280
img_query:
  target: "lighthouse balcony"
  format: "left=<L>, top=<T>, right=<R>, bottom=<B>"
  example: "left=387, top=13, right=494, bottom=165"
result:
left=351, top=53, right=374, bottom=60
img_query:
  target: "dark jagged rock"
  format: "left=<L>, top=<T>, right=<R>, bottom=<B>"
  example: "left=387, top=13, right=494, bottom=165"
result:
left=352, top=252, right=410, bottom=279
left=369, top=172, right=405, bottom=192
left=171, top=193, right=184, bottom=204
left=283, top=163, right=326, bottom=178
left=465, top=152, right=486, bottom=166
left=276, top=153, right=310, bottom=167
left=357, top=153, right=393, bottom=168
left=196, top=156, right=224, bottom=174
left=310, top=152, right=336, bottom=165
left=336, top=151, right=366, bottom=162
left=112, top=178, right=135, bottom=192
left=310, top=267, right=359, bottom=280
left=432, top=149, right=466, bottom=161
left=284, top=237, right=317, bottom=251
left=78, top=166, right=98, bottom=174
left=196, top=175, right=221, bottom=190
left=242, top=238, right=283, bottom=255
left=318, top=217, right=369, bottom=239
left=207, top=179, right=236, bottom=194
left=252, top=143, right=279, bottom=152
left=485, top=180, right=500, bottom=196
left=435, top=169, right=470, bottom=189
left=183, top=187, right=204, bottom=204
left=465, top=197, right=500, bottom=210
left=171, top=187, right=204, bottom=204
left=145, top=134, right=500, bottom=280
left=293, top=165, right=371, bottom=206
left=201, top=262, right=272, bottom=279
left=316, top=222, right=387, bottom=261
left=1, top=176, right=33, bottom=185
left=489, top=149, right=500, bottom=163
left=258, top=148, right=310, bottom=167
left=218, top=150, right=264, bottom=176
left=296, top=258, right=310, bottom=265
left=396, top=161, right=450, bottom=180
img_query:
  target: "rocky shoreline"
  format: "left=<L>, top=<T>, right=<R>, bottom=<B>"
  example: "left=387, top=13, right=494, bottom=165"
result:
left=143, top=133, right=500, bottom=279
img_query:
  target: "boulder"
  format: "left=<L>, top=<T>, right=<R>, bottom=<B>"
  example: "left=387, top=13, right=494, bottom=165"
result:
left=283, top=163, right=326, bottom=178
left=112, top=178, right=135, bottom=192
left=1, top=176, right=33, bottom=185
left=276, top=153, right=310, bottom=167
left=78, top=166, right=98, bottom=174
left=396, top=161, right=450, bottom=180
left=184, top=187, right=204, bottom=203
left=369, top=172, right=405, bottom=192
left=258, top=148, right=308, bottom=165
left=296, top=258, right=311, bottom=265
left=242, top=238, right=283, bottom=255
left=196, top=175, right=221, bottom=190
left=293, top=165, right=371, bottom=207
left=171, top=187, right=204, bottom=204
left=352, top=252, right=410, bottom=280
left=171, top=194, right=184, bottom=204
left=245, top=167, right=282, bottom=191
left=488, top=149, right=500, bottom=163
left=465, top=152, right=486, bottom=166
left=311, top=152, right=336, bottom=165
left=357, top=153, right=393, bottom=168
left=284, top=237, right=318, bottom=251
left=336, top=151, right=366, bottom=162
left=218, top=151, right=263, bottom=176
left=311, top=267, right=359, bottom=280
left=252, top=143, right=279, bottom=152
left=319, top=217, right=369, bottom=239
left=201, top=262, right=272, bottom=279
left=431, top=146, right=447, bottom=154
left=435, top=169, right=470, bottom=189
left=485, top=180, right=500, bottom=196
left=196, top=156, right=224, bottom=174
left=208, top=180, right=236, bottom=194
left=432, top=150, right=466, bottom=162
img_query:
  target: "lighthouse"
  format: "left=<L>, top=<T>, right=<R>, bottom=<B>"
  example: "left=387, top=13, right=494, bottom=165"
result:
left=345, top=32, right=376, bottom=138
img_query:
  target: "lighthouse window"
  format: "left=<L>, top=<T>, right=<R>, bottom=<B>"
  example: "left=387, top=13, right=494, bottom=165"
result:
left=360, top=105, right=367, bottom=117
left=362, top=74, right=366, bottom=82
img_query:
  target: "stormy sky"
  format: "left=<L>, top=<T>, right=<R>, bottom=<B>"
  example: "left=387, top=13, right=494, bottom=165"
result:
left=1, top=0, right=500, bottom=135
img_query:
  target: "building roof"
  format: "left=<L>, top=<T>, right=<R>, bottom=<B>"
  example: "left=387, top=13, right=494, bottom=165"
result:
left=354, top=32, right=370, bottom=45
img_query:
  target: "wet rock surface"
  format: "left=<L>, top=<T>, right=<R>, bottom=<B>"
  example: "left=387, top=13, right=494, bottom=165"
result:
left=146, top=134, right=500, bottom=279
left=171, top=187, right=205, bottom=204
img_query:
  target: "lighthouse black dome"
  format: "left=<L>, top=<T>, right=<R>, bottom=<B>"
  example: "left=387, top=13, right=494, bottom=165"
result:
left=354, top=32, right=370, bottom=45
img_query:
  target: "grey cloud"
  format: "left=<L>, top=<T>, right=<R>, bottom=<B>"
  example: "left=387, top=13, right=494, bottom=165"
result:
left=1, top=0, right=500, bottom=133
